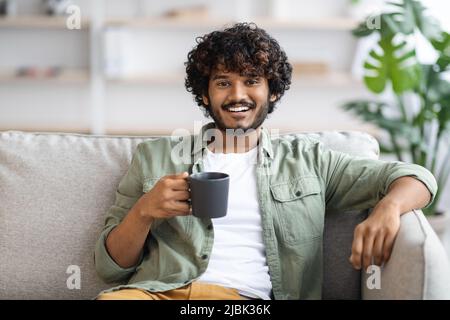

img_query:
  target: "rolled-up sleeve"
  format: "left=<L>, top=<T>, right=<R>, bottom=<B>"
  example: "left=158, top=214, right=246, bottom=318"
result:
left=94, top=143, right=145, bottom=283
left=316, top=142, right=438, bottom=213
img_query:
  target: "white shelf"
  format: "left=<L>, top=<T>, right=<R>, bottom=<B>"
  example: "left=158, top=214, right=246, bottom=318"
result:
left=292, top=72, right=362, bottom=87
left=104, top=126, right=176, bottom=136
left=0, top=125, right=91, bottom=134
left=105, top=16, right=231, bottom=29
left=0, top=16, right=89, bottom=29
left=106, top=73, right=184, bottom=85
left=0, top=69, right=90, bottom=84
left=104, top=16, right=358, bottom=31
left=254, top=17, right=358, bottom=30
left=105, top=71, right=361, bottom=88
left=103, top=123, right=379, bottom=137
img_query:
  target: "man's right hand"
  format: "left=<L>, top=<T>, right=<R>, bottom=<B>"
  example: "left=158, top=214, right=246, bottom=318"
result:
left=136, top=172, right=192, bottom=221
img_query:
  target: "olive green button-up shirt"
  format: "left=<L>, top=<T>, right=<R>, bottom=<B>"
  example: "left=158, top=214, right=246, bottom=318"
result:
left=94, top=122, right=437, bottom=299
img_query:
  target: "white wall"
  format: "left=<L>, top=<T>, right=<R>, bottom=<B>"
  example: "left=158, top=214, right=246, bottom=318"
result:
left=0, top=0, right=368, bottom=133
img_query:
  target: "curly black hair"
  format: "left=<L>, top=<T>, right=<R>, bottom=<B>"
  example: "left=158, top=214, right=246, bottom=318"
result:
left=185, top=22, right=292, bottom=117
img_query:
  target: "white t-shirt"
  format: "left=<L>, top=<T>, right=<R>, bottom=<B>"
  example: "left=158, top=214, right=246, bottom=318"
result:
left=196, top=146, right=272, bottom=300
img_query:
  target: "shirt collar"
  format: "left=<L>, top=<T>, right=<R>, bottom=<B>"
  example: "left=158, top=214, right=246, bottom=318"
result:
left=191, top=122, right=274, bottom=160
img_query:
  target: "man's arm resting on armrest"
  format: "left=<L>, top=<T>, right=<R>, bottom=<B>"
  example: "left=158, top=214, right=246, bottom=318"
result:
left=349, top=176, right=433, bottom=270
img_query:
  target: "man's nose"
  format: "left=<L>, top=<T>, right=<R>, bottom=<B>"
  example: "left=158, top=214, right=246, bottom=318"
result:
left=228, top=83, right=248, bottom=101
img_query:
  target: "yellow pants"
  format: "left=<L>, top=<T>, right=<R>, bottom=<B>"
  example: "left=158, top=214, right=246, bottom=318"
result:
left=96, top=281, right=248, bottom=300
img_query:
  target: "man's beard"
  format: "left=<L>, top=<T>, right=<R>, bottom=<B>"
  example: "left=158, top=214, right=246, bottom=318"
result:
left=208, top=98, right=270, bottom=132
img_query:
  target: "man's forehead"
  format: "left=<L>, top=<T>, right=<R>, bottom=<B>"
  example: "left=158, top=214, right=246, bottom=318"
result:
left=210, top=66, right=262, bottom=79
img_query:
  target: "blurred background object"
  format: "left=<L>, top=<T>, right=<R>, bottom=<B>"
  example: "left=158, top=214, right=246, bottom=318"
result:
left=42, top=0, right=73, bottom=15
left=0, top=1, right=8, bottom=15
left=42, top=0, right=73, bottom=16
left=0, top=0, right=17, bottom=16
left=162, top=4, right=208, bottom=20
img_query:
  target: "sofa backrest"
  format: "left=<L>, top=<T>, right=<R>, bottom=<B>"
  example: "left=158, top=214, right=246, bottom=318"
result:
left=0, top=130, right=379, bottom=299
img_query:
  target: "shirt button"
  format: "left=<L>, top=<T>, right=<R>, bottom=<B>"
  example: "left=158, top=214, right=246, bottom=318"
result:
left=295, top=191, right=301, bottom=196
left=201, top=254, right=208, bottom=260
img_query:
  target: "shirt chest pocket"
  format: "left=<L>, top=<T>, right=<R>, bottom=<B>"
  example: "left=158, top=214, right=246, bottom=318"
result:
left=270, top=176, right=324, bottom=245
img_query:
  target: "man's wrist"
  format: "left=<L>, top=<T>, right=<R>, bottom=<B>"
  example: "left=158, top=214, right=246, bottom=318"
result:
left=376, top=196, right=403, bottom=215
left=132, top=201, right=154, bottom=226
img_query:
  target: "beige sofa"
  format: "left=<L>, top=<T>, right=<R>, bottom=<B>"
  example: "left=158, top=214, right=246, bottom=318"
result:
left=1, top=130, right=449, bottom=300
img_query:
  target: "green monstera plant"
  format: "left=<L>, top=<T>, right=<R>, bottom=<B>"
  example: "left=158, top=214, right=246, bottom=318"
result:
left=343, top=0, right=450, bottom=216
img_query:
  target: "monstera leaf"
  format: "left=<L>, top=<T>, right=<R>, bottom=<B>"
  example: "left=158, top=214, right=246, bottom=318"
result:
left=438, top=95, right=450, bottom=132
left=386, top=0, right=442, bottom=39
left=342, top=100, right=426, bottom=159
left=342, top=100, right=418, bottom=138
left=431, top=32, right=450, bottom=71
left=354, top=1, right=442, bottom=40
left=363, top=36, right=421, bottom=94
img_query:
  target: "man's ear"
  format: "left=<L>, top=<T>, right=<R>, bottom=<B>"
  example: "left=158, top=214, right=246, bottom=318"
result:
left=202, top=95, right=209, bottom=106
left=270, top=94, right=277, bottom=102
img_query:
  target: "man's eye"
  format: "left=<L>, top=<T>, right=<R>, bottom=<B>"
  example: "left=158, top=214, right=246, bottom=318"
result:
left=246, top=79, right=260, bottom=85
left=217, top=81, right=229, bottom=87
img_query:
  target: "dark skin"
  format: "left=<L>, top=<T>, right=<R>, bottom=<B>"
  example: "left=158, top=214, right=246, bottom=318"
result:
left=105, top=70, right=432, bottom=271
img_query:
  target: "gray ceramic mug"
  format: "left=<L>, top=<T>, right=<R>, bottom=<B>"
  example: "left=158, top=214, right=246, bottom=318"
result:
left=189, top=172, right=229, bottom=219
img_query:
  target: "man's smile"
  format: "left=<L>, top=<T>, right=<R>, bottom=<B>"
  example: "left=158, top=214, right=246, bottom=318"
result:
left=226, top=106, right=250, bottom=112
left=223, top=102, right=255, bottom=119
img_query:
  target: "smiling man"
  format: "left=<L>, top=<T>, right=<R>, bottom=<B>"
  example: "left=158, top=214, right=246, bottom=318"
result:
left=94, top=23, right=437, bottom=300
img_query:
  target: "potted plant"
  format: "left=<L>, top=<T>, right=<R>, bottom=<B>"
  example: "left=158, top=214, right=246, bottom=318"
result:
left=342, top=0, right=450, bottom=234
left=347, top=0, right=385, bottom=20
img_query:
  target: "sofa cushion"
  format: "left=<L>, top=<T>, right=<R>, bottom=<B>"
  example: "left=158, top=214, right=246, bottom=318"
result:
left=0, top=132, right=147, bottom=299
left=0, top=130, right=379, bottom=299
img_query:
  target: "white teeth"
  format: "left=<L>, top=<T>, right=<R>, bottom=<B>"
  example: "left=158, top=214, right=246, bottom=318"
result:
left=228, top=107, right=250, bottom=112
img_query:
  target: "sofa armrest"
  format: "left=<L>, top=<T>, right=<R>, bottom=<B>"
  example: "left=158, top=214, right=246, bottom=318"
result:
left=362, top=210, right=450, bottom=299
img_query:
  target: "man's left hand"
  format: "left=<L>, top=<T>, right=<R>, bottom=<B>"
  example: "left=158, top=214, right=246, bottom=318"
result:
left=349, top=201, right=401, bottom=270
